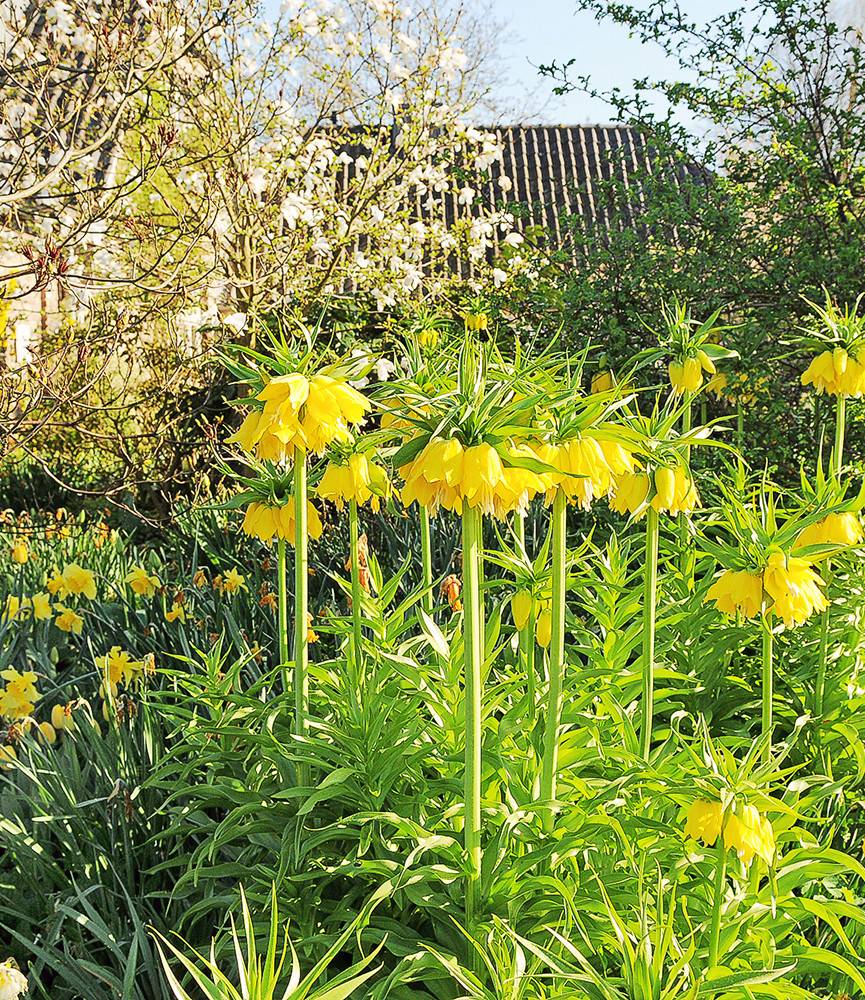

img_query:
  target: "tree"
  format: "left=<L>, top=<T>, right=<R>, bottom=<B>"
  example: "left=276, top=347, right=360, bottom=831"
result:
left=0, top=0, right=525, bottom=514
left=525, top=0, right=865, bottom=478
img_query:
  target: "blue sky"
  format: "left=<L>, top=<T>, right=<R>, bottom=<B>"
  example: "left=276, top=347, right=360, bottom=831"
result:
left=493, top=0, right=739, bottom=123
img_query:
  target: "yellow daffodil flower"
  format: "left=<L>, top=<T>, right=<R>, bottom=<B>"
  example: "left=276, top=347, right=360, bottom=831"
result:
left=58, top=564, right=97, bottom=600
left=0, top=959, right=28, bottom=999
left=220, top=568, right=246, bottom=594
left=0, top=668, right=41, bottom=719
left=165, top=601, right=186, bottom=622
left=54, top=605, right=84, bottom=634
left=96, top=646, right=144, bottom=695
left=10, top=539, right=28, bottom=564
left=125, top=566, right=161, bottom=598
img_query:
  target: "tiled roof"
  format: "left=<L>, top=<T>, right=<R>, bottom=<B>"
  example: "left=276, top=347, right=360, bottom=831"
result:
left=416, top=124, right=703, bottom=274
left=328, top=123, right=704, bottom=282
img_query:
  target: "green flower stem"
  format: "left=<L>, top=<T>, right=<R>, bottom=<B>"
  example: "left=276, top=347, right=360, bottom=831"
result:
left=761, top=614, right=773, bottom=763
left=708, top=835, right=727, bottom=968
left=815, top=394, right=846, bottom=717
left=640, top=507, right=660, bottom=761
left=678, top=397, right=693, bottom=581
left=834, top=394, right=847, bottom=475
left=419, top=505, right=433, bottom=614
left=294, top=448, right=309, bottom=785
left=349, top=499, right=364, bottom=671
left=540, top=490, right=567, bottom=827
left=462, top=501, right=484, bottom=928
left=515, top=512, right=536, bottom=721
left=736, top=401, right=744, bottom=457
left=276, top=537, right=290, bottom=694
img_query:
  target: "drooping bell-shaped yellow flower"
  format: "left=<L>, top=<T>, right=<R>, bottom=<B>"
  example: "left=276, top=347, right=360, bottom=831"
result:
left=724, top=804, right=776, bottom=866
left=318, top=453, right=391, bottom=512
left=609, top=472, right=651, bottom=517
left=705, top=569, right=764, bottom=619
left=685, top=799, right=775, bottom=867
left=535, top=602, right=552, bottom=648
left=229, top=372, right=371, bottom=461
left=796, top=512, right=864, bottom=553
left=669, top=351, right=715, bottom=395
left=241, top=500, right=323, bottom=545
left=684, top=799, right=723, bottom=845
left=401, top=437, right=541, bottom=518
left=802, top=348, right=865, bottom=397
left=651, top=466, right=698, bottom=515
left=531, top=435, right=628, bottom=511
left=511, top=590, right=533, bottom=630
left=763, top=551, right=827, bottom=626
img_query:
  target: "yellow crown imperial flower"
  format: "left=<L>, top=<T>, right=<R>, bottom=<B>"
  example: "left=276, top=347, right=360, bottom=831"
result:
left=54, top=605, right=84, bottom=634
left=58, top=563, right=97, bottom=600
left=796, top=512, right=864, bottom=553
left=401, top=438, right=541, bottom=519
left=802, top=348, right=865, bottom=397
left=669, top=356, right=703, bottom=394
left=241, top=500, right=323, bottom=544
left=230, top=372, right=372, bottom=462
left=762, top=551, right=827, bottom=626
left=530, top=438, right=619, bottom=511
left=651, top=466, right=699, bottom=515
left=318, top=453, right=391, bottom=512
left=685, top=799, right=775, bottom=867
left=609, top=472, right=651, bottom=518
left=535, top=601, right=553, bottom=649
left=705, top=569, right=764, bottom=619
left=511, top=590, right=533, bottom=631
